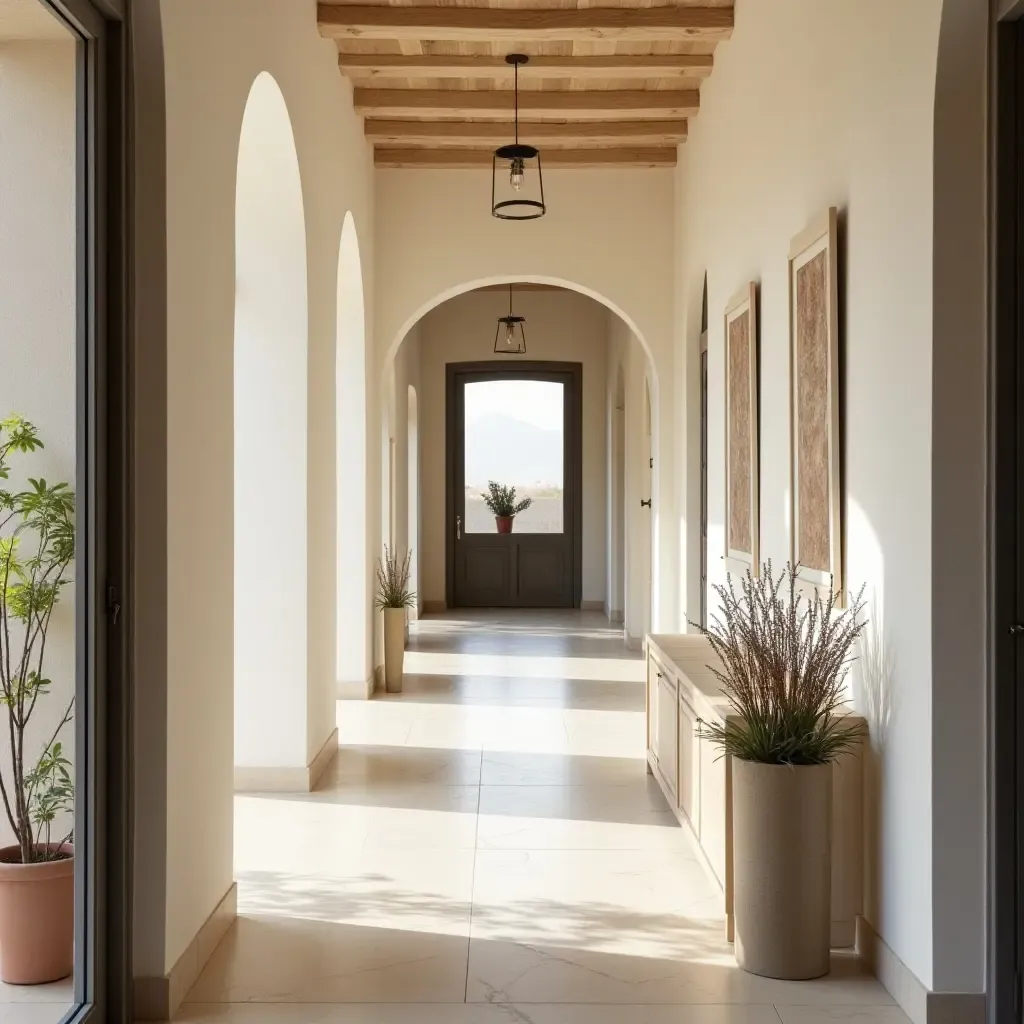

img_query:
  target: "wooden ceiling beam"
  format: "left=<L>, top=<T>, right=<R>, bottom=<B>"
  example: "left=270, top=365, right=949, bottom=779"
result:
left=318, top=5, right=734, bottom=42
left=365, top=119, right=689, bottom=146
left=338, top=53, right=714, bottom=80
left=374, top=147, right=678, bottom=169
left=354, top=88, right=700, bottom=119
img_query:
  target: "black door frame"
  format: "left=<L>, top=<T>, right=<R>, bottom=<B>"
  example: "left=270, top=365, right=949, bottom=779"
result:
left=445, top=361, right=583, bottom=609
left=992, top=6, right=1024, bottom=1020
left=36, top=0, right=132, bottom=1021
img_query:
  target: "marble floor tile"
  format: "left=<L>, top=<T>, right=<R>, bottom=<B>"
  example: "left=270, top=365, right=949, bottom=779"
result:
left=172, top=1004, right=785, bottom=1024
left=191, top=611, right=900, bottom=1020
left=324, top=745, right=482, bottom=787
left=476, top=782, right=692, bottom=851
left=0, top=1006, right=74, bottom=1024
left=775, top=1009, right=912, bottom=1023
left=186, top=916, right=470, bottom=1004
left=0, top=979, right=72, bottom=1005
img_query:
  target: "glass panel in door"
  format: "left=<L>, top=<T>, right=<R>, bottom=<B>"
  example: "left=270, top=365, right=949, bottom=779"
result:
left=463, top=378, right=564, bottom=533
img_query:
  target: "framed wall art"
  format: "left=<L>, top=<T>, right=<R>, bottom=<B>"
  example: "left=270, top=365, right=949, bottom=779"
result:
left=788, top=207, right=842, bottom=599
left=724, top=282, right=759, bottom=578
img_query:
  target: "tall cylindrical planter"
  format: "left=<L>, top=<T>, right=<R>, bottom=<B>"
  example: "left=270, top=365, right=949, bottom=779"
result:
left=0, top=844, right=74, bottom=984
left=383, top=607, right=406, bottom=694
left=732, top=759, right=832, bottom=980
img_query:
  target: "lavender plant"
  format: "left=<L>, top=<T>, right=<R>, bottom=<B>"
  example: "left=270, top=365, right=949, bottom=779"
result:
left=695, top=561, right=866, bottom=765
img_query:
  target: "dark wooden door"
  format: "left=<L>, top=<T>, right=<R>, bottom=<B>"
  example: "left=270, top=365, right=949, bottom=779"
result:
left=446, top=362, right=582, bottom=608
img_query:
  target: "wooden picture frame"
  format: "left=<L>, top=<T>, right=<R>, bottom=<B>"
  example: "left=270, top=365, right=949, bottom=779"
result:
left=788, top=207, right=842, bottom=599
left=724, top=282, right=759, bottom=578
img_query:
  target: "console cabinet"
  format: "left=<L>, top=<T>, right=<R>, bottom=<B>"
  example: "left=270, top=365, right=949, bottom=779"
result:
left=645, top=633, right=865, bottom=947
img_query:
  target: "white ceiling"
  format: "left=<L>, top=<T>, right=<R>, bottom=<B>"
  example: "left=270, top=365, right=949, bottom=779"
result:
left=0, top=0, right=71, bottom=41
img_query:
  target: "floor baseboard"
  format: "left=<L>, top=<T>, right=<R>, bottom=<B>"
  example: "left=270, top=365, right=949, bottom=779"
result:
left=857, top=917, right=985, bottom=1024
left=233, top=727, right=339, bottom=793
left=338, top=672, right=374, bottom=700
left=134, top=882, right=237, bottom=1020
left=422, top=600, right=446, bottom=614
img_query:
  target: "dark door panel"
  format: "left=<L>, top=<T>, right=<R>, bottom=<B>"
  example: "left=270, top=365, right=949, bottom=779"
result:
left=447, top=362, right=582, bottom=608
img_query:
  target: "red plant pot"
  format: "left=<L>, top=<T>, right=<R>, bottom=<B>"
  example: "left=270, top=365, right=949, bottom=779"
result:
left=495, top=516, right=514, bottom=534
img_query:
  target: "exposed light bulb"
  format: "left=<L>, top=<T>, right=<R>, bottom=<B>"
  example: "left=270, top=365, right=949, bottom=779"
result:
left=510, top=157, right=525, bottom=192
left=505, top=322, right=516, bottom=347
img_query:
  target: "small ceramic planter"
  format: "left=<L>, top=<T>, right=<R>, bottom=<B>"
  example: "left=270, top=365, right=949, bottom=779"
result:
left=0, top=844, right=74, bottom=984
left=495, top=516, right=513, bottom=534
left=732, top=760, right=832, bottom=980
left=383, top=607, right=406, bottom=693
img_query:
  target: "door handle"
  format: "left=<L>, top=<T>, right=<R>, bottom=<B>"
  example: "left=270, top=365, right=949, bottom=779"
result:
left=456, top=515, right=462, bottom=540
left=641, top=498, right=652, bottom=508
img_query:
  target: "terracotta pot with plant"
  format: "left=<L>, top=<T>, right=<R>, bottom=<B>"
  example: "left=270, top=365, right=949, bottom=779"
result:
left=698, top=562, right=865, bottom=981
left=481, top=481, right=532, bottom=535
left=375, top=546, right=416, bottom=694
left=0, top=415, right=76, bottom=985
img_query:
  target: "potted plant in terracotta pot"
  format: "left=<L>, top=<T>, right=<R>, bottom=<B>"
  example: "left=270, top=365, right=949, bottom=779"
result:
left=0, top=415, right=76, bottom=985
left=481, top=481, right=532, bottom=535
left=698, top=561, right=865, bottom=981
left=375, top=546, right=415, bottom=694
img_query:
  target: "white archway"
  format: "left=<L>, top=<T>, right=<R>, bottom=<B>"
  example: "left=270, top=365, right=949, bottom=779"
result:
left=234, top=72, right=309, bottom=770
left=336, top=212, right=372, bottom=697
left=407, top=384, right=420, bottom=616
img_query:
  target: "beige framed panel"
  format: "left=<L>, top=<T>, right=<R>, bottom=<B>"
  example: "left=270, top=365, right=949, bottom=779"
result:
left=723, top=282, right=759, bottom=578
left=788, top=208, right=843, bottom=599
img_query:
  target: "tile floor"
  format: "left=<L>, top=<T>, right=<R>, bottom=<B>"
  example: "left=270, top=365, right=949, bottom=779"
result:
left=179, top=611, right=909, bottom=1024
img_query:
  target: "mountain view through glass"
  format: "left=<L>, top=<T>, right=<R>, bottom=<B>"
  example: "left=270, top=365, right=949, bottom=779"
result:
left=464, top=379, right=564, bottom=533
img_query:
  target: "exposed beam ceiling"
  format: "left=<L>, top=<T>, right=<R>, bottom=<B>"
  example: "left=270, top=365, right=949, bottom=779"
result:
left=318, top=1, right=735, bottom=171
left=354, top=89, right=700, bottom=120
left=318, top=5, right=734, bottom=43
left=375, top=147, right=678, bottom=169
left=365, top=120, right=690, bottom=147
left=338, top=53, right=715, bottom=81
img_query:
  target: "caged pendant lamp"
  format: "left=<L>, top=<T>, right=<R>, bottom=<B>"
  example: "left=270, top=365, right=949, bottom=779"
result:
left=493, top=285, right=527, bottom=354
left=492, top=54, right=545, bottom=220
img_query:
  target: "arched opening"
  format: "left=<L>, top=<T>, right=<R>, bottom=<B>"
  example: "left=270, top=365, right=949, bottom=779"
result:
left=610, top=364, right=626, bottom=624
left=336, top=212, right=371, bottom=697
left=407, top=384, right=420, bottom=618
left=233, top=72, right=309, bottom=771
left=641, top=377, right=654, bottom=636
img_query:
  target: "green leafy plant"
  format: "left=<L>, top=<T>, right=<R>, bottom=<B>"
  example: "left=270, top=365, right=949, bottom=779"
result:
left=481, top=481, right=533, bottom=519
left=694, top=561, right=866, bottom=765
left=375, top=545, right=416, bottom=610
left=0, top=415, right=75, bottom=864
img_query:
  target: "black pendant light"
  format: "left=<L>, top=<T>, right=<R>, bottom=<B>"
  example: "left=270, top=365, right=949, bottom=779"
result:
left=493, top=285, right=527, bottom=354
left=491, top=54, right=545, bottom=220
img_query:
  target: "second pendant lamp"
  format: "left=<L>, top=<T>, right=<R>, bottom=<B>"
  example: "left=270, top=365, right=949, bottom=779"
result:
left=493, top=285, right=527, bottom=354
left=492, top=54, right=545, bottom=220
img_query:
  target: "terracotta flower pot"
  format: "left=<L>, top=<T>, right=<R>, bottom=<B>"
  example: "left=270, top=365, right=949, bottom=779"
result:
left=383, top=607, right=406, bottom=693
left=0, top=844, right=74, bottom=984
left=732, top=760, right=832, bottom=980
left=495, top=516, right=513, bottom=534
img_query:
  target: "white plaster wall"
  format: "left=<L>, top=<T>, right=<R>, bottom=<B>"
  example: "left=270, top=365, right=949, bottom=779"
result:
left=673, top=0, right=960, bottom=994
left=151, top=0, right=375, bottom=976
left=233, top=72, right=310, bottom=771
left=0, top=39, right=76, bottom=849
left=375, top=168, right=678, bottom=632
left=608, top=318, right=655, bottom=643
left=414, top=288, right=609, bottom=607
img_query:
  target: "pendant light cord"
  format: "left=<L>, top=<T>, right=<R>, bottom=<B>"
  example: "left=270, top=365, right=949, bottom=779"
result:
left=508, top=284, right=513, bottom=317
left=514, top=59, right=519, bottom=146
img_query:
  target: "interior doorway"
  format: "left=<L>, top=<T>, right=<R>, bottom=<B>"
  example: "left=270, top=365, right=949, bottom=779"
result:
left=446, top=361, right=582, bottom=608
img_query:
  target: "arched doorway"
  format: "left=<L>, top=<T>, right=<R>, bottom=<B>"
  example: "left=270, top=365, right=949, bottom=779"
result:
left=234, top=72, right=309, bottom=771
left=335, top=212, right=371, bottom=697
left=407, top=384, right=420, bottom=617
